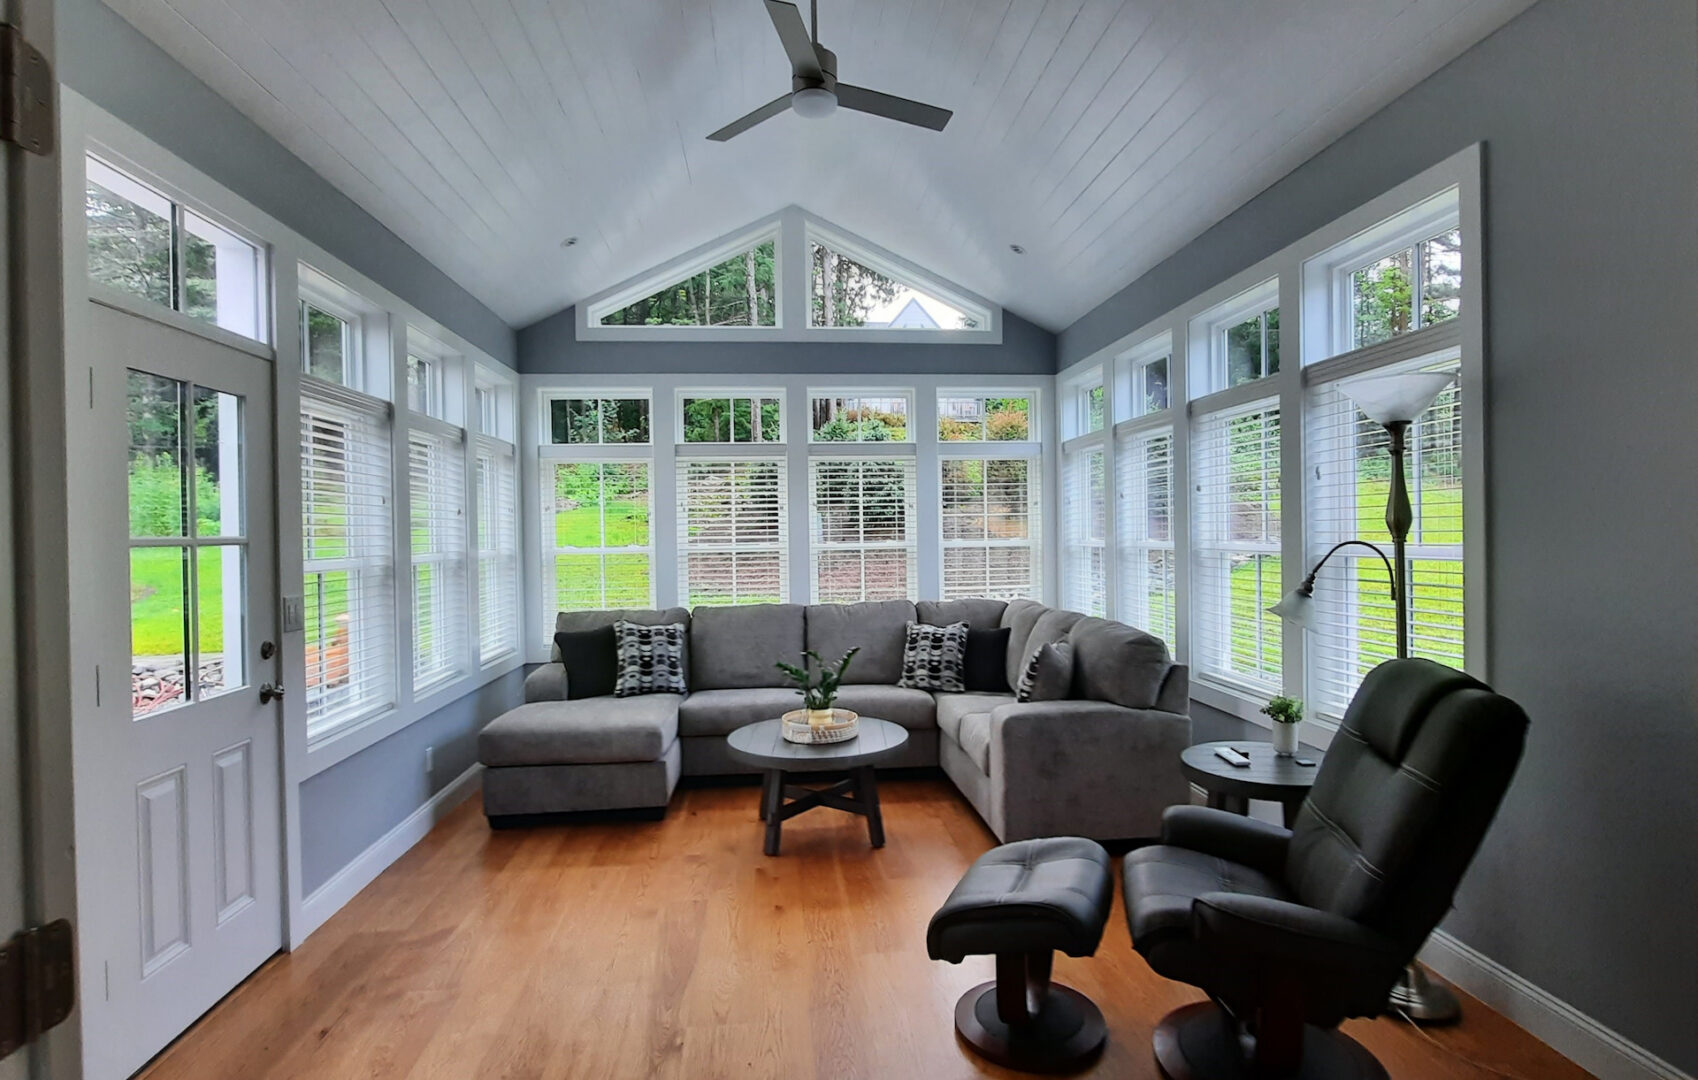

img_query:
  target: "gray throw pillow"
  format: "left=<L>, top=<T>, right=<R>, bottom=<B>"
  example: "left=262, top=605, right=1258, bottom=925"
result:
left=613, top=620, right=688, bottom=697
left=897, top=620, right=969, bottom=692
left=1015, top=641, right=1073, bottom=703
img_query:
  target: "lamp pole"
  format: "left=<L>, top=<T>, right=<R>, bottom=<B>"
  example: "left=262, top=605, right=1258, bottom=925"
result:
left=1384, top=420, right=1413, bottom=661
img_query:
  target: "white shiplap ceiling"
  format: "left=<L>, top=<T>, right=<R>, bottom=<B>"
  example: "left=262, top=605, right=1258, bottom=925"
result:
left=100, top=0, right=1535, bottom=331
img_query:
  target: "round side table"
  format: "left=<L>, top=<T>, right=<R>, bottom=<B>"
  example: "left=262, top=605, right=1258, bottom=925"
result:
left=1179, top=741, right=1325, bottom=828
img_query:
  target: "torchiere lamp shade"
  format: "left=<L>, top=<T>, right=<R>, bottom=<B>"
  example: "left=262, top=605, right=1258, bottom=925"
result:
left=1339, top=370, right=1454, bottom=425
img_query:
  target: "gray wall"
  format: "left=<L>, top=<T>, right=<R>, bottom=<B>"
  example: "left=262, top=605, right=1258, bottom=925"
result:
left=55, top=0, right=517, bottom=368
left=299, top=669, right=524, bottom=894
left=1062, top=0, right=1698, bottom=1070
left=519, top=305, right=1056, bottom=375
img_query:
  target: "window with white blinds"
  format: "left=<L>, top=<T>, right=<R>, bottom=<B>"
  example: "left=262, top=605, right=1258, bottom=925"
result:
left=939, top=457, right=1039, bottom=601
left=1305, top=355, right=1463, bottom=720
left=1061, top=447, right=1107, bottom=616
left=809, top=457, right=918, bottom=603
left=408, top=422, right=468, bottom=694
left=1116, top=426, right=1176, bottom=643
left=475, top=435, right=519, bottom=663
left=1191, top=401, right=1282, bottom=694
left=678, top=458, right=787, bottom=605
left=301, top=381, right=395, bottom=741
left=542, top=461, right=654, bottom=621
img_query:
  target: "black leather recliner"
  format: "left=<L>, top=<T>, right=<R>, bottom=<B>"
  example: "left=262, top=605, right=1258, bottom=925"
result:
left=1123, top=658, right=1528, bottom=1079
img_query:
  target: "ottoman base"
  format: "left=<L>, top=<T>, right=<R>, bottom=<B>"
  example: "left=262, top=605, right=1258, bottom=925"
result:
left=952, top=947, right=1106, bottom=1074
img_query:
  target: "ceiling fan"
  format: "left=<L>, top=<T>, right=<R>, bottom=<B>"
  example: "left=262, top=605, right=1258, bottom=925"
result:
left=707, top=0, right=953, bottom=141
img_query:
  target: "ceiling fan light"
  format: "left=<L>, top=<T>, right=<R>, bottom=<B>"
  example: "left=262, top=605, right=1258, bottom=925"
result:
left=791, top=86, right=838, bottom=120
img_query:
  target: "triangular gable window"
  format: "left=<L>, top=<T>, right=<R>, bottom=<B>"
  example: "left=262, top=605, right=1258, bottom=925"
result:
left=598, top=238, right=776, bottom=327
left=808, top=236, right=987, bottom=331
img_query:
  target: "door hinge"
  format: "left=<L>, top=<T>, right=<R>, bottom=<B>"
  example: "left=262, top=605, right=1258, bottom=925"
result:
left=0, top=919, right=76, bottom=1061
left=0, top=24, right=53, bottom=156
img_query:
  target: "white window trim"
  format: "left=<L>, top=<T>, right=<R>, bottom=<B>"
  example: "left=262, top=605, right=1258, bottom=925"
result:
left=674, top=387, right=788, bottom=446
left=1189, top=278, right=1281, bottom=399
left=538, top=388, right=655, bottom=447
left=806, top=388, right=917, bottom=445
left=475, top=435, right=521, bottom=667
left=935, top=389, right=1042, bottom=445
left=579, top=216, right=784, bottom=339
left=802, top=218, right=996, bottom=339
left=1117, top=332, right=1174, bottom=423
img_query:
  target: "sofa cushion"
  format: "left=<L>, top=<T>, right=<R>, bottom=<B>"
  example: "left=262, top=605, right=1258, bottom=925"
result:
left=830, top=684, right=938, bottom=730
left=613, top=620, right=688, bottom=697
left=478, top=696, right=681, bottom=767
left=678, top=687, right=800, bottom=738
left=551, top=607, right=689, bottom=662
left=805, top=600, right=916, bottom=684
left=690, top=604, right=805, bottom=690
left=1016, top=641, right=1075, bottom=703
left=554, top=627, right=618, bottom=699
left=935, top=691, right=1015, bottom=745
left=1000, top=599, right=1051, bottom=689
left=963, top=626, right=1012, bottom=692
left=897, top=621, right=968, bottom=692
left=957, top=713, right=993, bottom=773
left=1068, top=616, right=1172, bottom=709
left=917, top=598, right=1008, bottom=631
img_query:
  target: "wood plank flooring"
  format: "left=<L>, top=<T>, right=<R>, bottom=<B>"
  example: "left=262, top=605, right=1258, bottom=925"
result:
left=140, top=779, right=1592, bottom=1080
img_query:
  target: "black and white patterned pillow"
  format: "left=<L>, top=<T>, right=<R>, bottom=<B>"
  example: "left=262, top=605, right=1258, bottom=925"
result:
left=612, top=620, right=688, bottom=697
left=897, top=621, right=969, bottom=692
left=1015, top=641, right=1074, bottom=703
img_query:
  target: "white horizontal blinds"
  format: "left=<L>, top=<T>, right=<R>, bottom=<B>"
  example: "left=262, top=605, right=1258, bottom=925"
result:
left=1306, top=356, right=1464, bottom=719
left=939, top=458, right=1039, bottom=600
left=678, top=458, right=787, bottom=605
left=1061, top=447, right=1107, bottom=616
left=1116, top=426, right=1176, bottom=644
left=1191, top=401, right=1283, bottom=694
left=809, top=457, right=918, bottom=603
left=543, top=461, right=653, bottom=623
left=475, top=436, right=519, bottom=662
left=409, top=424, right=468, bottom=694
left=300, top=382, right=395, bottom=740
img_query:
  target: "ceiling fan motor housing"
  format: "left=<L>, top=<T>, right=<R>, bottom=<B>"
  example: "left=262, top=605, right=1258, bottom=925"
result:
left=794, top=45, right=837, bottom=94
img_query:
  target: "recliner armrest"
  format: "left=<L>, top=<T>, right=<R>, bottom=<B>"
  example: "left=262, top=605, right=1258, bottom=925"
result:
left=1160, top=805, right=1291, bottom=878
left=1193, top=892, right=1406, bottom=975
left=524, top=663, right=569, bottom=703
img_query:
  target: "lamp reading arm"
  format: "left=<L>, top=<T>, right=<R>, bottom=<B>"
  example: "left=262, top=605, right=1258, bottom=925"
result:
left=1298, top=540, right=1397, bottom=601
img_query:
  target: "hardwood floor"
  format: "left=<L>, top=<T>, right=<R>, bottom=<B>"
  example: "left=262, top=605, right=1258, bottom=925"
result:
left=140, top=779, right=1591, bottom=1080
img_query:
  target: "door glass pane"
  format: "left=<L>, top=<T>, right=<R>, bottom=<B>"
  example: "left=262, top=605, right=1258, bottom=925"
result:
left=193, top=385, right=244, bottom=538
left=132, top=546, right=189, bottom=717
left=196, top=545, right=247, bottom=699
left=128, top=371, right=186, bottom=538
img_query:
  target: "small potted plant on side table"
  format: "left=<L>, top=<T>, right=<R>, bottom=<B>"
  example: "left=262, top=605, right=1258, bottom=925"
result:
left=1261, top=695, right=1303, bottom=757
left=775, top=648, right=860, bottom=744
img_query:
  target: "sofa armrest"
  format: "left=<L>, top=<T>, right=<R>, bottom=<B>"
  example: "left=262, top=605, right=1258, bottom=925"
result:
left=988, top=700, right=1192, bottom=842
left=1160, top=805, right=1290, bottom=879
left=524, top=663, right=568, bottom=703
left=1154, top=663, right=1190, bottom=715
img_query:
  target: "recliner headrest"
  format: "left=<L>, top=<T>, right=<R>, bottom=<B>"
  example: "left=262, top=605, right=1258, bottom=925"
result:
left=1341, top=658, right=1483, bottom=763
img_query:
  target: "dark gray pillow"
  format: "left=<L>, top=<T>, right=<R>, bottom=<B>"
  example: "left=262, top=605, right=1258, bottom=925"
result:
left=554, top=627, right=618, bottom=700
left=612, top=620, right=688, bottom=697
left=963, top=626, right=1012, bottom=693
left=898, top=621, right=969, bottom=692
left=1015, top=641, right=1073, bottom=703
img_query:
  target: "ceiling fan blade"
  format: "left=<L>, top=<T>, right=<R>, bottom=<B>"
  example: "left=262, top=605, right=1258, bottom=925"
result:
left=706, top=93, right=793, bottom=142
left=835, top=83, right=952, bottom=131
left=764, top=0, right=823, bottom=80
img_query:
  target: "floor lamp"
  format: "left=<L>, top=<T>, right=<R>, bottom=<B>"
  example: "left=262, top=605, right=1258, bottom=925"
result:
left=1268, top=368, right=1461, bottom=1023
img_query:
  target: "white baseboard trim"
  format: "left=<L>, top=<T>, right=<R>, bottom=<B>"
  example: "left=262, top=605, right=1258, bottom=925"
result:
left=1420, top=929, right=1692, bottom=1080
left=298, top=763, right=484, bottom=941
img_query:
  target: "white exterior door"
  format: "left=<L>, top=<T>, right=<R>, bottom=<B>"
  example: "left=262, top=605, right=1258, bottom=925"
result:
left=77, top=303, right=283, bottom=1080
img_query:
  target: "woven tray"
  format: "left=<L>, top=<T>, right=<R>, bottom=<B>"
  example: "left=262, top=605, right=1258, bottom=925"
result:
left=780, top=708, right=860, bottom=744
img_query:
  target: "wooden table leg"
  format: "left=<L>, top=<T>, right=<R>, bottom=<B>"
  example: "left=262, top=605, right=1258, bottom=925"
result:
left=762, top=769, right=784, bottom=855
left=858, top=766, right=885, bottom=848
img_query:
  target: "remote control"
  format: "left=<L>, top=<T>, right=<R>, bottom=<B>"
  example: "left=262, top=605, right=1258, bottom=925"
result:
left=1214, top=746, right=1252, bottom=768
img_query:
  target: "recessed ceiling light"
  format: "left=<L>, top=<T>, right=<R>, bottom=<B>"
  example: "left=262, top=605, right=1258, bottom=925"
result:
left=1009, top=244, right=1025, bottom=255
left=561, top=236, right=579, bottom=248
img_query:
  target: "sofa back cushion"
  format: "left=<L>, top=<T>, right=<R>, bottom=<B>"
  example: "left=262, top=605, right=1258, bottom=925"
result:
left=1067, top=616, right=1172, bottom=709
left=552, top=607, right=689, bottom=662
left=805, top=600, right=916, bottom=684
left=916, top=598, right=1007, bottom=632
left=690, top=603, right=806, bottom=689
left=999, top=599, right=1051, bottom=688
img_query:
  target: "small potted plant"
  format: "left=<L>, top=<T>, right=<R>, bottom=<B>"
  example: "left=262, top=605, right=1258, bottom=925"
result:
left=776, top=648, right=859, bottom=729
left=1261, top=695, right=1303, bottom=757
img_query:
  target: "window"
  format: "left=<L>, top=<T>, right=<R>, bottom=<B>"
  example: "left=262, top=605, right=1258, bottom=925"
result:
left=1061, top=448, right=1107, bottom=617
left=809, top=394, right=911, bottom=442
left=475, top=436, right=519, bottom=663
left=808, top=238, right=988, bottom=330
left=597, top=239, right=776, bottom=327
left=1349, top=228, right=1461, bottom=349
left=300, top=383, right=395, bottom=740
left=940, top=457, right=1040, bottom=601
left=543, top=462, right=653, bottom=615
left=406, top=354, right=443, bottom=419
left=86, top=155, right=264, bottom=341
left=408, top=424, right=468, bottom=695
left=301, top=300, right=356, bottom=387
left=680, top=396, right=782, bottom=443
left=1226, top=308, right=1280, bottom=386
left=1086, top=384, right=1106, bottom=433
left=1116, top=427, right=1176, bottom=643
left=1191, top=402, right=1282, bottom=694
left=547, top=396, right=650, bottom=444
left=937, top=395, right=1033, bottom=441
left=809, top=458, right=917, bottom=603
left=475, top=383, right=499, bottom=438
left=1130, top=355, right=1170, bottom=417
left=127, top=371, right=248, bottom=717
left=678, top=459, right=787, bottom=605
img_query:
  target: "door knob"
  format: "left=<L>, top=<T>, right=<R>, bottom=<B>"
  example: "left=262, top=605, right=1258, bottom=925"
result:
left=260, top=683, right=286, bottom=704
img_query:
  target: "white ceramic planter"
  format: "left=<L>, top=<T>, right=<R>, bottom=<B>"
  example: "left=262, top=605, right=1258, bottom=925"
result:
left=1271, top=721, right=1300, bottom=757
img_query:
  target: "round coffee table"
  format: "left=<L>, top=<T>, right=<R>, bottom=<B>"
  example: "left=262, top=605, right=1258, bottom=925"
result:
left=1180, top=741, right=1326, bottom=827
left=726, top=718, right=909, bottom=856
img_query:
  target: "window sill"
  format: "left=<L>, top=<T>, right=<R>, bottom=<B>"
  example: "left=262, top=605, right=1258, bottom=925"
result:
left=1190, top=679, right=1338, bottom=751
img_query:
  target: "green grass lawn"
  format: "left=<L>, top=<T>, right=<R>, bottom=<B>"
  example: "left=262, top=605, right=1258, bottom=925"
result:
left=130, top=546, right=230, bottom=657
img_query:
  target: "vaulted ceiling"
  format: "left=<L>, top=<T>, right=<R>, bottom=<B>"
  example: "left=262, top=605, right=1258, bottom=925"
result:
left=100, top=0, right=1535, bottom=331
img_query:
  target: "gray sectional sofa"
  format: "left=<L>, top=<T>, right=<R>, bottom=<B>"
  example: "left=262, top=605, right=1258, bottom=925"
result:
left=479, top=598, right=1192, bottom=842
